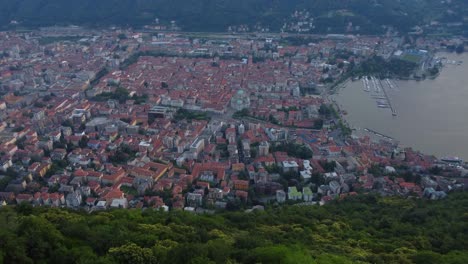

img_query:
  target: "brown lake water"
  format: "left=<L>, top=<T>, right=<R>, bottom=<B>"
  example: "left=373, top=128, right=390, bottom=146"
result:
left=334, top=52, right=468, bottom=159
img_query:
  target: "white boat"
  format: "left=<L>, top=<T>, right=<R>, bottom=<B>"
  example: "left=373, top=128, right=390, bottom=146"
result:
left=440, top=156, right=463, bottom=164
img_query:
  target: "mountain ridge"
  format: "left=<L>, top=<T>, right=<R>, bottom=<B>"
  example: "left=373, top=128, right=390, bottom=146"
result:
left=0, top=0, right=466, bottom=34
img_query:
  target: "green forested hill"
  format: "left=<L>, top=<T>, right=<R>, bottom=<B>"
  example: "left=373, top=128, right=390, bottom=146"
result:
left=1, top=193, right=467, bottom=264
left=0, top=0, right=466, bottom=33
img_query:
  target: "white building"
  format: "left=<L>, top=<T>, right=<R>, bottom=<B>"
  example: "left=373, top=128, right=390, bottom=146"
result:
left=276, top=190, right=286, bottom=203
left=282, top=160, right=299, bottom=173
left=259, top=141, right=270, bottom=156
left=189, top=137, right=205, bottom=159
left=238, top=124, right=245, bottom=135
left=110, top=198, right=128, bottom=209
left=385, top=166, right=396, bottom=174
left=300, top=160, right=313, bottom=179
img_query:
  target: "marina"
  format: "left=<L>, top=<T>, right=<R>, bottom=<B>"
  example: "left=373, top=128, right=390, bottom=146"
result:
left=335, top=52, right=468, bottom=160
left=360, top=76, right=397, bottom=116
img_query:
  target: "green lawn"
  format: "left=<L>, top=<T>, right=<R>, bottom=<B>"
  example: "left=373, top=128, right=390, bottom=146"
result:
left=401, top=54, right=423, bottom=64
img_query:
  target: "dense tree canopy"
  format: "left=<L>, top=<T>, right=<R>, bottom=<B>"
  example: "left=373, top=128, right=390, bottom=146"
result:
left=0, top=192, right=467, bottom=263
left=353, top=56, right=419, bottom=78
left=0, top=0, right=466, bottom=34
left=271, top=142, right=313, bottom=159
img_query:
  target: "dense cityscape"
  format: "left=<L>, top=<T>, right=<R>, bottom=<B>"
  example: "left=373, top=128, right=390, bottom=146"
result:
left=0, top=26, right=465, bottom=213
left=0, top=0, right=467, bottom=262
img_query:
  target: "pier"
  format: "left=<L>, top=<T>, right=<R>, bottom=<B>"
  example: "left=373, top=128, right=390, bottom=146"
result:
left=363, top=128, right=394, bottom=141
left=379, top=79, right=397, bottom=116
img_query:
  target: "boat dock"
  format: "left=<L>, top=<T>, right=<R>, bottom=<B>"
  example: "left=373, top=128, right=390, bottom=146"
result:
left=362, top=77, right=370, bottom=92
left=363, top=128, right=394, bottom=141
left=361, top=76, right=397, bottom=116
left=379, top=79, right=397, bottom=116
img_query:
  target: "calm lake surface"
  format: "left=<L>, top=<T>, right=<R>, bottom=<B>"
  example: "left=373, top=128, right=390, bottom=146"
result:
left=334, top=52, right=468, bottom=159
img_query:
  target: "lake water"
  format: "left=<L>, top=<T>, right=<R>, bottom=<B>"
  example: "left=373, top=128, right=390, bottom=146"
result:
left=334, top=52, right=468, bottom=160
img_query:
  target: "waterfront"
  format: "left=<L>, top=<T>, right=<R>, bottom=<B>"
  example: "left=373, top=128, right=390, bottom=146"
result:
left=334, top=52, right=468, bottom=160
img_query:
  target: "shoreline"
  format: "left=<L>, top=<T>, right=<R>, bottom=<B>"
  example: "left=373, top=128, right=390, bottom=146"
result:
left=333, top=52, right=467, bottom=160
